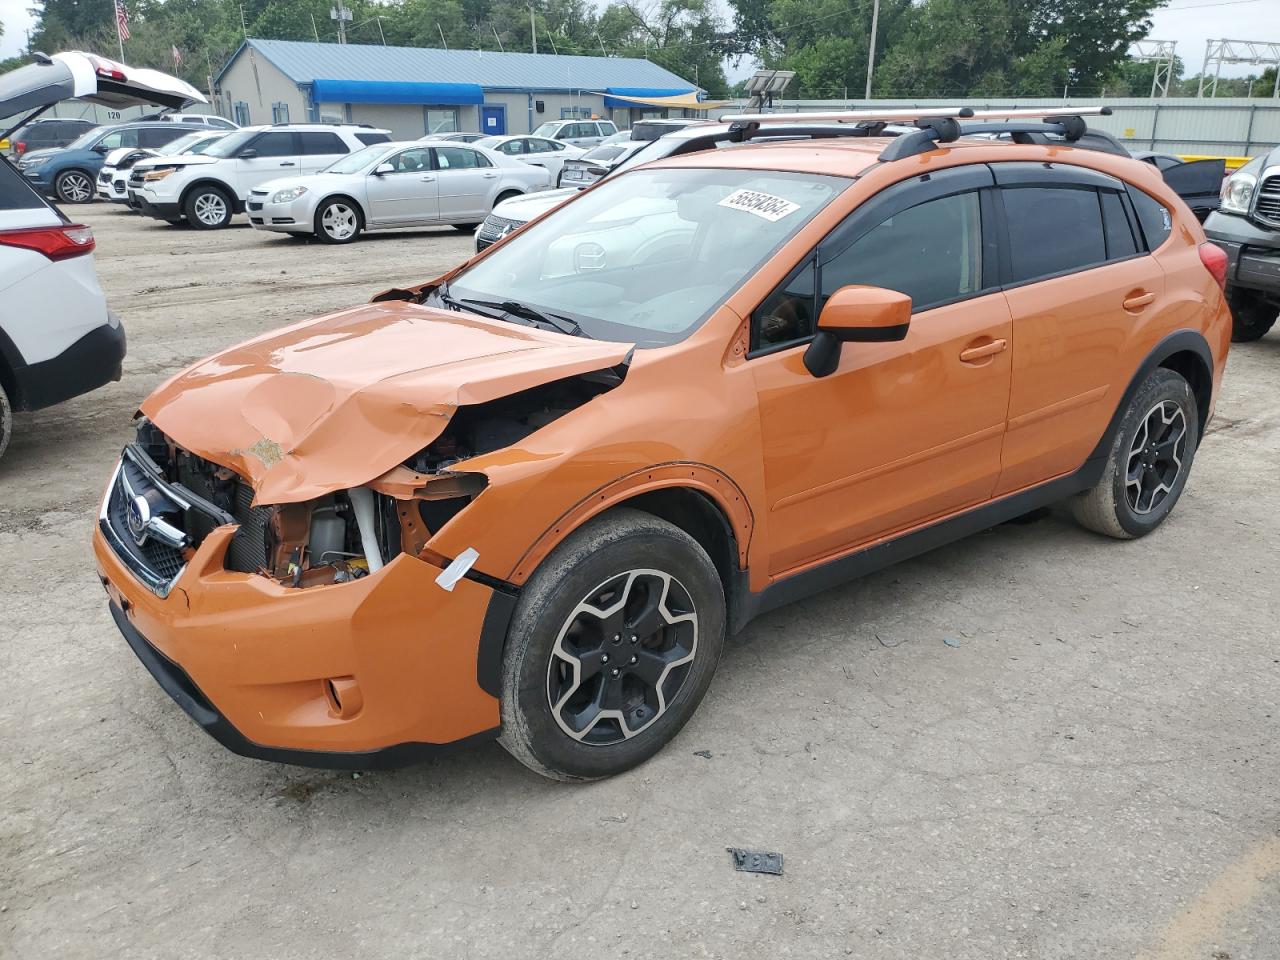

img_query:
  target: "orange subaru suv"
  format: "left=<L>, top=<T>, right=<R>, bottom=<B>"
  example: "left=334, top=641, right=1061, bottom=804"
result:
left=95, top=109, right=1232, bottom=780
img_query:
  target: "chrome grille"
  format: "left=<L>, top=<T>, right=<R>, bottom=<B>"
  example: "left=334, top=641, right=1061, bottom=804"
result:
left=99, top=450, right=192, bottom=597
left=1255, top=175, right=1280, bottom=227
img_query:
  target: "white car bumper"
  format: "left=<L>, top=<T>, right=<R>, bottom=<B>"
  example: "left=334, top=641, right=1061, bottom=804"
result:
left=246, top=191, right=318, bottom=234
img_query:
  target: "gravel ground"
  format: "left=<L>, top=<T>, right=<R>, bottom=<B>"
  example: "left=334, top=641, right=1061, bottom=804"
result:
left=1, top=205, right=1278, bottom=960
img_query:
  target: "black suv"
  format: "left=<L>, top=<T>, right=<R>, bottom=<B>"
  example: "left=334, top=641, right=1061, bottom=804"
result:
left=1204, top=151, right=1280, bottom=341
left=3, top=117, right=97, bottom=157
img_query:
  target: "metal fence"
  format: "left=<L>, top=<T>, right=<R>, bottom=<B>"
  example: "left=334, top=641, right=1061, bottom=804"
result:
left=709, top=97, right=1280, bottom=157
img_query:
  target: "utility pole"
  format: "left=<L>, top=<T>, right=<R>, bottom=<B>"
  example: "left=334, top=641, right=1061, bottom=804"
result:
left=330, top=0, right=352, bottom=44
left=864, top=0, right=880, bottom=99
left=311, top=13, right=320, bottom=42
left=438, top=22, right=448, bottom=49
left=492, top=24, right=504, bottom=52
left=531, top=6, right=537, bottom=54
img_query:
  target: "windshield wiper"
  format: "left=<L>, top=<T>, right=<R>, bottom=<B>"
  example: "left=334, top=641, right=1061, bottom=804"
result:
left=458, top=297, right=587, bottom=338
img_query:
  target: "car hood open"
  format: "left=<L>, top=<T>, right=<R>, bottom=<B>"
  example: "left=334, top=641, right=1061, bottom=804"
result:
left=140, top=301, right=632, bottom=504
left=1, top=52, right=205, bottom=138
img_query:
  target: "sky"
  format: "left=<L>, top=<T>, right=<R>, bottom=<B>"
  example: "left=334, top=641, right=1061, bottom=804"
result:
left=2, top=0, right=1279, bottom=80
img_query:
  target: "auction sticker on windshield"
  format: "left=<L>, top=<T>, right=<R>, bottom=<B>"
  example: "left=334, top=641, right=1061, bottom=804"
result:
left=717, top=188, right=800, bottom=222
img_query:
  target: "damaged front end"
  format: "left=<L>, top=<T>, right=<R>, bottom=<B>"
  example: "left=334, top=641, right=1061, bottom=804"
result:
left=111, top=364, right=625, bottom=596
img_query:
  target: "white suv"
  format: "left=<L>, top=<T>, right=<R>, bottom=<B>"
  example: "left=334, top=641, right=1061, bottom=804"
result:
left=530, top=119, right=618, bottom=148
left=129, top=124, right=391, bottom=229
left=0, top=50, right=203, bottom=460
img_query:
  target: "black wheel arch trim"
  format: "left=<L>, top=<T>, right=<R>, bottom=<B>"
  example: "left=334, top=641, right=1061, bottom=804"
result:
left=1086, top=328, right=1214, bottom=461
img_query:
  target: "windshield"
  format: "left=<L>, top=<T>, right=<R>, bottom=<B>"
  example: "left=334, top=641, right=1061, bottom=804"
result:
left=474, top=136, right=503, bottom=150
left=187, top=135, right=223, bottom=155
left=531, top=122, right=560, bottom=138
left=202, top=129, right=258, bottom=158
left=446, top=167, right=847, bottom=347
left=66, top=127, right=106, bottom=151
left=323, top=144, right=388, bottom=174
left=164, top=132, right=204, bottom=154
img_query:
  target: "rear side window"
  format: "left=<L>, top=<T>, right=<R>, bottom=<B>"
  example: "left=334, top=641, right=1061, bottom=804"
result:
left=1003, top=186, right=1107, bottom=283
left=434, top=146, right=489, bottom=169
left=249, top=132, right=296, bottom=157
left=139, top=128, right=183, bottom=148
left=355, top=132, right=390, bottom=145
left=299, top=132, right=346, bottom=155
left=1100, top=190, right=1139, bottom=260
left=0, top=158, right=48, bottom=211
left=822, top=191, right=984, bottom=311
left=1128, top=187, right=1172, bottom=250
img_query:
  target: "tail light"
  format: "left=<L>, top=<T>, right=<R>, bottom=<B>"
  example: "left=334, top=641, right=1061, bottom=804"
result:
left=1199, top=242, right=1228, bottom=290
left=0, top=224, right=96, bottom=261
left=15, top=141, right=26, bottom=155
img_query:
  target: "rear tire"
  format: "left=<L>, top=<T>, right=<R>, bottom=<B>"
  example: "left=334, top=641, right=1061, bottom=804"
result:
left=0, top=381, right=11, bottom=462
left=183, top=185, right=233, bottom=229
left=1226, top=287, right=1278, bottom=342
left=55, top=169, right=94, bottom=204
left=452, top=222, right=480, bottom=232
left=314, top=197, right=362, bottom=243
left=499, top=508, right=726, bottom=781
left=1070, top=368, right=1198, bottom=539
left=493, top=190, right=521, bottom=210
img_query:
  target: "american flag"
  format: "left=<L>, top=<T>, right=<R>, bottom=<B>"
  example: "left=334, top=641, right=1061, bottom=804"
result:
left=171, top=44, right=182, bottom=68
left=114, top=0, right=130, bottom=41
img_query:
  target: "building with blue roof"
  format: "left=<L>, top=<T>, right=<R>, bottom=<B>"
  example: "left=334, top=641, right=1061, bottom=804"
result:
left=214, top=39, right=699, bottom=138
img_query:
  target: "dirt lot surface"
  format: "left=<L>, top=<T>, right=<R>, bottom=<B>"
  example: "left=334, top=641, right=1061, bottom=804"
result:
left=2, top=205, right=1278, bottom=960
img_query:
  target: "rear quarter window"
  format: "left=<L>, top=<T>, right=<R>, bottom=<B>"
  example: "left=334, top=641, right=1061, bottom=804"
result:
left=299, top=132, right=347, bottom=155
left=1127, top=186, right=1172, bottom=250
left=355, top=132, right=391, bottom=146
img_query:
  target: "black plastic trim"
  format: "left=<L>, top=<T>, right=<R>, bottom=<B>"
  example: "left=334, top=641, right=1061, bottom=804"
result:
left=110, top=602, right=499, bottom=769
left=989, top=161, right=1126, bottom=192
left=133, top=195, right=183, bottom=220
left=9, top=319, right=125, bottom=412
left=476, top=588, right=518, bottom=697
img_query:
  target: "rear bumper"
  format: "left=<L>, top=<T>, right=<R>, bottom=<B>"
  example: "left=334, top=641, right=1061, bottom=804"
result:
left=1204, top=211, right=1280, bottom=297
left=94, top=517, right=509, bottom=766
left=10, top=317, right=125, bottom=412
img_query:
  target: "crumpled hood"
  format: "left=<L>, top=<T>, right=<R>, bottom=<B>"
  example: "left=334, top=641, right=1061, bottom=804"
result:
left=141, top=301, right=632, bottom=504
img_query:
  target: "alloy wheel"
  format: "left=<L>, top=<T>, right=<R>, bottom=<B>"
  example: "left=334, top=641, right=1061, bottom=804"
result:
left=59, top=172, right=92, bottom=203
left=193, top=192, right=227, bottom=226
left=322, top=203, right=357, bottom=240
left=547, top=569, right=698, bottom=746
left=1125, top=399, right=1188, bottom=515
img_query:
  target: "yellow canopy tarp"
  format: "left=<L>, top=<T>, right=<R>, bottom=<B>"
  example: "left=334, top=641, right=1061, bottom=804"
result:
left=589, top=91, right=736, bottom=111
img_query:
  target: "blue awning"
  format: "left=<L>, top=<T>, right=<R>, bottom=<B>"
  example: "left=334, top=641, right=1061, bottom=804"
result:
left=604, top=86, right=698, bottom=108
left=311, top=79, right=485, bottom=105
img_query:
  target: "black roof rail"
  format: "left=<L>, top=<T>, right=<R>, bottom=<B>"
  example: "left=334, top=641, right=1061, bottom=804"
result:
left=878, top=107, right=1113, bottom=161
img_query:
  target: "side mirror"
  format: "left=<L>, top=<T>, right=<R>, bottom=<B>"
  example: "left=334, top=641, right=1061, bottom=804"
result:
left=373, top=162, right=394, bottom=176
left=237, top=148, right=258, bottom=159
left=92, top=143, right=111, bottom=154
left=803, top=285, right=911, bottom=378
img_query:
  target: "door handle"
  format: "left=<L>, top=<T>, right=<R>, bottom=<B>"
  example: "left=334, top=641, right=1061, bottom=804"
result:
left=1123, top=291, right=1156, bottom=311
left=482, top=172, right=498, bottom=179
left=959, top=338, right=1008, bottom=363
left=278, top=161, right=295, bottom=167
left=420, top=175, right=435, bottom=182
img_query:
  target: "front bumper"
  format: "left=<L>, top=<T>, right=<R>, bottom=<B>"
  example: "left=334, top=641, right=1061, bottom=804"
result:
left=1204, top=211, right=1280, bottom=297
left=21, top=166, right=53, bottom=191
left=9, top=317, right=125, bottom=412
left=132, top=193, right=184, bottom=221
left=246, top=193, right=314, bottom=232
left=94, top=471, right=511, bottom=766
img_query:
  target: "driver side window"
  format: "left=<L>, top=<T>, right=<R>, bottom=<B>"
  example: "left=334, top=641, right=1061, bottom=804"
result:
left=390, top=147, right=431, bottom=172
left=751, top=190, right=985, bottom=352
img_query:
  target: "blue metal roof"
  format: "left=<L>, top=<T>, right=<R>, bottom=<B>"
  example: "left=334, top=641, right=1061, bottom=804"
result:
left=221, top=39, right=695, bottom=96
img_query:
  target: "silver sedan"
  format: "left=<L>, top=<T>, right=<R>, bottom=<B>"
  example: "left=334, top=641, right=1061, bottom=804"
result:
left=247, top=140, right=552, bottom=243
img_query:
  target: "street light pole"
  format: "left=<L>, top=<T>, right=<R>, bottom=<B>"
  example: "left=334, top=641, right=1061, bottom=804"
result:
left=864, top=0, right=880, bottom=100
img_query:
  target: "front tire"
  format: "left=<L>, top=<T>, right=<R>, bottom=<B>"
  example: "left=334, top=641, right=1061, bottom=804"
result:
left=1071, top=368, right=1199, bottom=539
left=499, top=509, right=726, bottom=781
left=1226, top=287, right=1278, bottom=342
left=183, top=185, right=233, bottom=229
left=55, top=169, right=94, bottom=204
left=314, top=198, right=362, bottom=243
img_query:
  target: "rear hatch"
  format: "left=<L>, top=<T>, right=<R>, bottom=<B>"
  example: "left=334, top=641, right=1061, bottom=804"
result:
left=1160, top=158, right=1226, bottom=222
left=1, top=52, right=205, bottom=140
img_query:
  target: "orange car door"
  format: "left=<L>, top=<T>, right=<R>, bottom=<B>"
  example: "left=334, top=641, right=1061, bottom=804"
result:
left=991, top=164, right=1167, bottom=495
left=750, top=168, right=1014, bottom=577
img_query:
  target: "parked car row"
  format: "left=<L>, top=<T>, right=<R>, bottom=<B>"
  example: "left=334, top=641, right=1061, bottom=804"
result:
left=96, top=130, right=228, bottom=202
